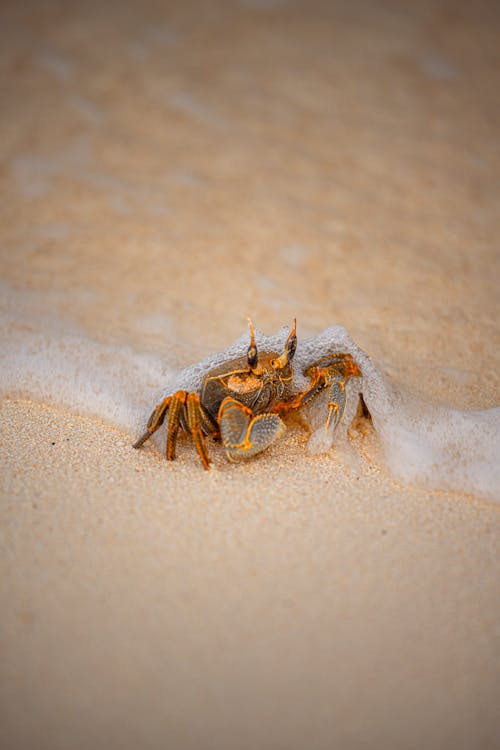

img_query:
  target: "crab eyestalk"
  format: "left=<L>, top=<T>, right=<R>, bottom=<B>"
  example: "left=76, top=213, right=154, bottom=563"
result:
left=246, top=315, right=259, bottom=370
left=273, top=318, right=297, bottom=369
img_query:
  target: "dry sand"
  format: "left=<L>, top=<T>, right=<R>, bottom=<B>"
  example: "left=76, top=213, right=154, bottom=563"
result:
left=1, top=1, right=499, bottom=749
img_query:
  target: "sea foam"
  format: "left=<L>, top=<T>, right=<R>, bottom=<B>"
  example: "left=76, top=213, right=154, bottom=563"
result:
left=1, top=286, right=499, bottom=502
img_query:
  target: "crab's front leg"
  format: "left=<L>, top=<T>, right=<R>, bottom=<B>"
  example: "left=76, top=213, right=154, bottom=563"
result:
left=218, top=397, right=286, bottom=461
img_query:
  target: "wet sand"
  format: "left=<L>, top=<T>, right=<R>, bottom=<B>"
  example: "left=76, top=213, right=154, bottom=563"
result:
left=1, top=1, right=499, bottom=748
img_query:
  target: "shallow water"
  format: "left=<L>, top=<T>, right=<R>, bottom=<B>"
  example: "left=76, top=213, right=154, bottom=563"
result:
left=2, top=283, right=498, bottom=502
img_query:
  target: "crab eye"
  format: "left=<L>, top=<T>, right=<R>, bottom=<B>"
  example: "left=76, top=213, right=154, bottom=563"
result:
left=247, top=344, right=258, bottom=369
left=272, top=319, right=297, bottom=370
left=246, top=315, right=259, bottom=369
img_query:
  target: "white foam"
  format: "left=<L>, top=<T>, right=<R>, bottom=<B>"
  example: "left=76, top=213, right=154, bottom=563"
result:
left=0, top=284, right=173, bottom=435
left=1, top=287, right=498, bottom=502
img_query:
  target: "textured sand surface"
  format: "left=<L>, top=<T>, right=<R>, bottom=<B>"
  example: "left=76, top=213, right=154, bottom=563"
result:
left=2, top=399, right=499, bottom=750
left=1, top=1, right=499, bottom=748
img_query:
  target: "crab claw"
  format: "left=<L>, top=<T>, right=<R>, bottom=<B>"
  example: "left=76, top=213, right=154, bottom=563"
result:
left=218, top=397, right=286, bottom=461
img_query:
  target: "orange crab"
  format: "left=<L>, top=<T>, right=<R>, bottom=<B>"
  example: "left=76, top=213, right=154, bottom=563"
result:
left=133, top=318, right=361, bottom=468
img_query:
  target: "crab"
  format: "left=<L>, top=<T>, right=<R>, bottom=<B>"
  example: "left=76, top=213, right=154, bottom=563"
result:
left=133, top=318, right=361, bottom=468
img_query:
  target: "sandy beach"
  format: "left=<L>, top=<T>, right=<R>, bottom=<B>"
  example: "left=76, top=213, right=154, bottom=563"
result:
left=1, top=1, right=499, bottom=748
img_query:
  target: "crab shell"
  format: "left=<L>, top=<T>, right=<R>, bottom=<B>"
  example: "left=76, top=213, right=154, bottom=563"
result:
left=200, top=352, right=295, bottom=420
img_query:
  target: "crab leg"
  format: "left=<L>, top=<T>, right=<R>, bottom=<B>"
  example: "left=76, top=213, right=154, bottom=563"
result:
left=185, top=392, right=211, bottom=469
left=324, top=379, right=347, bottom=438
left=164, top=390, right=187, bottom=460
left=271, top=353, right=361, bottom=417
left=270, top=353, right=360, bottom=445
left=199, top=403, right=220, bottom=438
left=134, top=389, right=218, bottom=467
left=270, top=369, right=325, bottom=415
left=133, top=396, right=172, bottom=449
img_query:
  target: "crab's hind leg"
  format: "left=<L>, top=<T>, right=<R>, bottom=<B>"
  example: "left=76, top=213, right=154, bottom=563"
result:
left=134, top=390, right=217, bottom=468
left=218, top=397, right=286, bottom=462
left=133, top=396, right=172, bottom=449
left=185, top=392, right=213, bottom=469
left=165, top=390, right=188, bottom=460
left=307, top=354, right=361, bottom=448
left=324, top=378, right=347, bottom=440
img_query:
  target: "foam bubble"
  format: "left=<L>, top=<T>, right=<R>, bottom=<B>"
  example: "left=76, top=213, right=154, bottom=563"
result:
left=1, top=287, right=498, bottom=502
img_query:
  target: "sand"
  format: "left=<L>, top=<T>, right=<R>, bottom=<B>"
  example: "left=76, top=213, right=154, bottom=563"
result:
left=1, top=1, right=499, bottom=748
